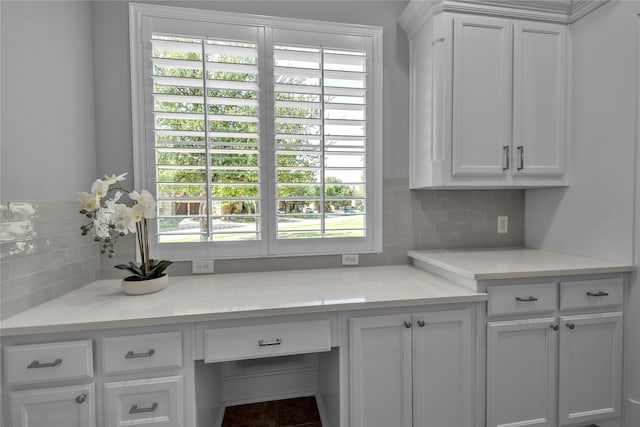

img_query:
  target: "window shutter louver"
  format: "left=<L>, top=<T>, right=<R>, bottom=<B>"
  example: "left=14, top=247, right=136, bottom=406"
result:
left=274, top=45, right=368, bottom=239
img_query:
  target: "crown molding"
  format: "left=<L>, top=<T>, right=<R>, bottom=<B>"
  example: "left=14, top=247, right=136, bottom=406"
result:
left=399, top=0, right=610, bottom=37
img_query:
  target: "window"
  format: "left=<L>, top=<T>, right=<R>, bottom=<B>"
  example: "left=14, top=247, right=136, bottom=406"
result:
left=130, top=4, right=382, bottom=260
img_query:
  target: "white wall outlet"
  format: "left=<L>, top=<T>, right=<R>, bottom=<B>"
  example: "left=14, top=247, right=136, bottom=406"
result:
left=192, top=259, right=215, bottom=274
left=342, top=254, right=359, bottom=266
left=497, top=216, right=509, bottom=234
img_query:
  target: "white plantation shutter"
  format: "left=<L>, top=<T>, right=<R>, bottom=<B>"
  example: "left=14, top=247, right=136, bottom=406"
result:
left=273, top=45, right=368, bottom=240
left=131, top=5, right=382, bottom=259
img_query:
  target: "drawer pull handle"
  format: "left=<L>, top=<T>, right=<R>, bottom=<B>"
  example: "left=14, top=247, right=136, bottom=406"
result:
left=27, top=358, right=62, bottom=369
left=567, top=323, right=576, bottom=329
left=129, top=402, right=158, bottom=414
left=515, top=296, right=538, bottom=302
left=75, top=393, right=87, bottom=404
left=550, top=324, right=559, bottom=331
left=587, top=291, right=609, bottom=297
left=258, top=338, right=282, bottom=347
left=517, top=145, right=524, bottom=170
left=125, top=349, right=155, bottom=359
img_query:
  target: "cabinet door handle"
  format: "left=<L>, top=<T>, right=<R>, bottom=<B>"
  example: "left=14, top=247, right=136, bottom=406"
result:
left=550, top=324, right=559, bottom=331
left=27, top=358, right=62, bottom=369
left=515, top=296, right=538, bottom=302
left=75, top=393, right=87, bottom=404
left=566, top=323, right=576, bottom=329
left=129, top=402, right=158, bottom=414
left=587, top=291, right=609, bottom=297
left=258, top=338, right=282, bottom=347
left=417, top=320, right=426, bottom=327
left=517, top=146, right=524, bottom=170
left=503, top=146, right=510, bottom=170
left=125, top=349, right=155, bottom=359
left=404, top=321, right=412, bottom=329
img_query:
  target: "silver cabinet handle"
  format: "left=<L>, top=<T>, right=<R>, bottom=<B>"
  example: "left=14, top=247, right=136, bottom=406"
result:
left=587, top=291, right=609, bottom=297
left=517, top=146, right=524, bottom=170
left=258, top=338, right=282, bottom=347
left=125, top=349, right=155, bottom=359
left=550, top=324, right=559, bottom=331
left=503, top=146, right=510, bottom=170
left=567, top=323, right=576, bottom=330
left=27, top=358, right=62, bottom=369
left=404, top=321, right=412, bottom=328
left=515, top=296, right=538, bottom=302
left=417, top=320, right=426, bottom=327
left=75, top=393, right=87, bottom=404
left=129, top=402, right=158, bottom=414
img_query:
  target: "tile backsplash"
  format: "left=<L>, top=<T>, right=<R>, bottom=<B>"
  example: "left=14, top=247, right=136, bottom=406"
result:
left=0, top=201, right=99, bottom=320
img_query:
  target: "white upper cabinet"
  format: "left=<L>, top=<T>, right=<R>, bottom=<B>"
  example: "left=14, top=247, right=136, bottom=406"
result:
left=400, top=1, right=574, bottom=189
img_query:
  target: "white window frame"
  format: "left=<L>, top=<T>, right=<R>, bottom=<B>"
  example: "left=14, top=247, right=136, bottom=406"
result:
left=129, top=3, right=383, bottom=260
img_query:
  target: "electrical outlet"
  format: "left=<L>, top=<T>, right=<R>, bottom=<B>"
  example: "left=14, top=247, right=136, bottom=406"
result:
left=497, top=216, right=508, bottom=234
left=342, top=254, right=359, bottom=266
left=192, top=259, right=215, bottom=274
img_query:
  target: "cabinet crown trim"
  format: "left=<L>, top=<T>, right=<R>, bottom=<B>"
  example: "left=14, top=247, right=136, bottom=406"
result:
left=399, top=0, right=609, bottom=38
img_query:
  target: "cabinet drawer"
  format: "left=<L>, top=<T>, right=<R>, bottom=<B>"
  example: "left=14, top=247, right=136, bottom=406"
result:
left=204, top=319, right=331, bottom=363
left=102, top=332, right=182, bottom=375
left=488, top=283, right=557, bottom=316
left=5, top=340, right=93, bottom=385
left=104, top=375, right=183, bottom=427
left=560, top=277, right=623, bottom=311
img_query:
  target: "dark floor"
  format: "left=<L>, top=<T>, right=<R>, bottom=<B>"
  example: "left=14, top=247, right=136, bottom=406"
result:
left=221, top=396, right=322, bottom=427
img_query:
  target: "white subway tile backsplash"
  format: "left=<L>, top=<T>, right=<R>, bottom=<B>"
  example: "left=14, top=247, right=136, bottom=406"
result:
left=0, top=201, right=99, bottom=319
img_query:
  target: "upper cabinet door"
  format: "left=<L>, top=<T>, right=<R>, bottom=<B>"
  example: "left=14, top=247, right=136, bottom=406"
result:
left=451, top=16, right=513, bottom=176
left=513, top=22, right=567, bottom=176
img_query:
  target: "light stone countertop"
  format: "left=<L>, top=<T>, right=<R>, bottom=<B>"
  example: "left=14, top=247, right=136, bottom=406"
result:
left=0, top=265, right=487, bottom=337
left=408, top=248, right=635, bottom=281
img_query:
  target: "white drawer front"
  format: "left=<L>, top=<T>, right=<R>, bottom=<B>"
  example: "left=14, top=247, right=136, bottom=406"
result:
left=204, top=319, right=331, bottom=363
left=103, top=332, right=182, bottom=375
left=104, top=375, right=183, bottom=427
left=5, top=340, right=93, bottom=385
left=560, top=277, right=623, bottom=311
left=488, top=283, right=557, bottom=316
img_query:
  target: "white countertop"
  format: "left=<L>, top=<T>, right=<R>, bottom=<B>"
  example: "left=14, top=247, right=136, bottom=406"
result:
left=408, top=248, right=635, bottom=280
left=0, top=265, right=487, bottom=337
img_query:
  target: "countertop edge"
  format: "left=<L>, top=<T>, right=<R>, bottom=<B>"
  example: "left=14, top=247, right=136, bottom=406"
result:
left=0, top=292, right=488, bottom=337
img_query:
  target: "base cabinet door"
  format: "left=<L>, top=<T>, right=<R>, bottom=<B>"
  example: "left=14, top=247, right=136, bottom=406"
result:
left=350, top=309, right=474, bottom=427
left=349, top=314, right=413, bottom=427
left=413, top=309, right=473, bottom=427
left=559, top=312, right=623, bottom=426
left=10, top=384, right=95, bottom=427
left=487, top=318, right=557, bottom=427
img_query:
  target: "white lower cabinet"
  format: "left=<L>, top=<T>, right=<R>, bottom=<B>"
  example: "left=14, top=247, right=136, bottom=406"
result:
left=10, top=383, right=96, bottom=427
left=486, top=278, right=625, bottom=427
left=559, top=312, right=623, bottom=426
left=487, top=318, right=557, bottom=427
left=349, top=308, right=473, bottom=427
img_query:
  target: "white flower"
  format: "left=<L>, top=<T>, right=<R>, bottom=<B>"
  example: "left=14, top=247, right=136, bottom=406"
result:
left=112, top=204, right=137, bottom=234
left=103, top=173, right=128, bottom=186
left=78, top=192, right=98, bottom=210
left=130, top=189, right=156, bottom=219
left=91, top=179, right=110, bottom=199
left=93, top=209, right=111, bottom=238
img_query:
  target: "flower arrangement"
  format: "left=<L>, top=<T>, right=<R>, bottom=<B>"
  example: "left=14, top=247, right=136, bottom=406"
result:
left=78, top=173, right=172, bottom=281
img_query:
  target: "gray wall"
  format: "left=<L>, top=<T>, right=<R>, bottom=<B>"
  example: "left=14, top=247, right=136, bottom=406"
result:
left=525, top=0, right=637, bottom=264
left=1, top=1, right=97, bottom=201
